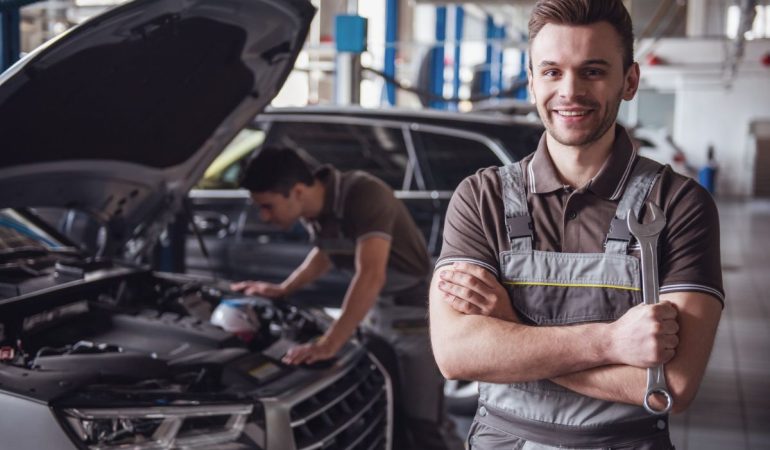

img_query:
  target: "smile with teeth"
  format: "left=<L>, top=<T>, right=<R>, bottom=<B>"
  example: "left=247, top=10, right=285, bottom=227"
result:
left=555, top=110, right=589, bottom=117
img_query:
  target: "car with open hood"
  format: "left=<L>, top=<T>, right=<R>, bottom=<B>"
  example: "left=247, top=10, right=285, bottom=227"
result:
left=0, top=1, right=392, bottom=449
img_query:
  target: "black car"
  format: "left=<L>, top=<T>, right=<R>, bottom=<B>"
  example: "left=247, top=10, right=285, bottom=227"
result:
left=187, top=106, right=544, bottom=307
left=0, top=1, right=391, bottom=449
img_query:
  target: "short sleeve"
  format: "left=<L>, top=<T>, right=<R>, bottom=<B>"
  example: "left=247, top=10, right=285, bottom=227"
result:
left=658, top=179, right=725, bottom=306
left=344, top=177, right=397, bottom=242
left=435, top=172, right=501, bottom=277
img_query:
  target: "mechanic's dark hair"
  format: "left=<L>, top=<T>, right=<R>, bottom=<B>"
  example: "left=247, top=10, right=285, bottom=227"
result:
left=528, top=0, right=634, bottom=71
left=239, top=146, right=314, bottom=196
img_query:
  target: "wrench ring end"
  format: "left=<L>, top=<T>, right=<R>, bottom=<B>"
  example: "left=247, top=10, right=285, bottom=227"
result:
left=643, top=388, right=673, bottom=415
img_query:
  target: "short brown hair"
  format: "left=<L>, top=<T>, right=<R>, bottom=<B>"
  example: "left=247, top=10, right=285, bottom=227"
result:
left=528, top=0, right=634, bottom=70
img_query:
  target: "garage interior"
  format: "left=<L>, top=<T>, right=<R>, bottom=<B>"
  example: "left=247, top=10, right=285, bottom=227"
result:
left=1, top=0, right=769, bottom=449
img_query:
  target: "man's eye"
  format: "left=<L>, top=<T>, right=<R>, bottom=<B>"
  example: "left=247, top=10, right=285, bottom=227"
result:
left=583, top=68, right=605, bottom=77
left=542, top=70, right=560, bottom=77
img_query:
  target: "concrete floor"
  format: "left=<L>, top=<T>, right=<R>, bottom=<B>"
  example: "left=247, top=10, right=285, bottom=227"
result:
left=449, top=199, right=770, bottom=449
left=668, top=199, right=770, bottom=450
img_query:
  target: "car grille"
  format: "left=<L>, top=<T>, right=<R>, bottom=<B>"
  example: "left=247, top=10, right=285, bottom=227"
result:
left=289, top=355, right=389, bottom=450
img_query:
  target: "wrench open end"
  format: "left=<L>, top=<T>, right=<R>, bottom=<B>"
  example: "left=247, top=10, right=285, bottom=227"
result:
left=627, top=202, right=666, bottom=238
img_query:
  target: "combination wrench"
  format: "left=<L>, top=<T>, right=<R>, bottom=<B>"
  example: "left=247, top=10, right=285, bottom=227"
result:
left=627, top=201, right=673, bottom=415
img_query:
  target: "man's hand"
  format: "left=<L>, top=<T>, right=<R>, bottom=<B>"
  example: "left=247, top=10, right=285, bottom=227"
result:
left=607, top=301, right=680, bottom=368
left=436, top=262, right=519, bottom=322
left=282, top=337, right=339, bottom=365
left=230, top=281, right=286, bottom=299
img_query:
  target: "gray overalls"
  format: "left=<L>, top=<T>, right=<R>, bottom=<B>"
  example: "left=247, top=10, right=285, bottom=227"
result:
left=468, top=157, right=674, bottom=450
left=310, top=169, right=463, bottom=450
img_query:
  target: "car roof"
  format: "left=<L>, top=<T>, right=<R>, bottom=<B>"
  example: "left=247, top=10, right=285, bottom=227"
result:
left=256, top=106, right=544, bottom=160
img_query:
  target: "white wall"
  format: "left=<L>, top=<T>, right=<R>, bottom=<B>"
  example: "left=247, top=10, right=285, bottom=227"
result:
left=638, top=38, right=770, bottom=196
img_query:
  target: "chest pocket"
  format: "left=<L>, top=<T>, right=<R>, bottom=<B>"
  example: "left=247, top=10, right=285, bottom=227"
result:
left=497, top=157, right=662, bottom=326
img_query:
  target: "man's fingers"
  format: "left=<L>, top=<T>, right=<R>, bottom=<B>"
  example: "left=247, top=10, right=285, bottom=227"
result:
left=438, top=280, right=487, bottom=310
left=654, top=302, right=678, bottom=319
left=663, top=334, right=679, bottom=350
left=439, top=270, right=492, bottom=301
left=661, top=319, right=679, bottom=335
left=448, top=262, right=497, bottom=289
left=446, top=295, right=482, bottom=315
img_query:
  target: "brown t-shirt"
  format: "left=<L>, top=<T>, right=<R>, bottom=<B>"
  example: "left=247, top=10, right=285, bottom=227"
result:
left=437, top=125, right=725, bottom=305
left=306, top=166, right=431, bottom=278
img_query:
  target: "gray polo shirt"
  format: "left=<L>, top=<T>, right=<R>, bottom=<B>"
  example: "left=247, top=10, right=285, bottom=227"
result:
left=437, top=125, right=725, bottom=305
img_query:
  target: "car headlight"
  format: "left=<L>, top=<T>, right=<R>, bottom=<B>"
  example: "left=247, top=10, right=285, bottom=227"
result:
left=60, top=404, right=253, bottom=449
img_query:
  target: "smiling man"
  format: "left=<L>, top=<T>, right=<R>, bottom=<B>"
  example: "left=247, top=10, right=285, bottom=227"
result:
left=430, top=0, right=723, bottom=448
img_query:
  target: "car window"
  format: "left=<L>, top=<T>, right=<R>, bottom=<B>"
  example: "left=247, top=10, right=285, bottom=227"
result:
left=197, top=129, right=266, bottom=189
left=413, top=131, right=503, bottom=190
left=264, top=121, right=410, bottom=190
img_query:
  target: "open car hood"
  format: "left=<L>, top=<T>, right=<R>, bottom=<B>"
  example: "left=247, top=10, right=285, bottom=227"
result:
left=0, top=0, right=314, bottom=257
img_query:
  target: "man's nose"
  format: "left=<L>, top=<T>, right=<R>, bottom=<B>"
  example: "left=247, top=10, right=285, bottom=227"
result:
left=558, top=72, right=585, bottom=99
left=259, top=209, right=271, bottom=223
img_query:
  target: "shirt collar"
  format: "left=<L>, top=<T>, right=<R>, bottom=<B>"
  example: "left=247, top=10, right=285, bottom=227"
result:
left=314, top=164, right=341, bottom=219
left=528, top=124, right=637, bottom=200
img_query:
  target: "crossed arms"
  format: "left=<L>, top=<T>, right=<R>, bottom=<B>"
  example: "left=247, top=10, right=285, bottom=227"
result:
left=429, top=262, right=722, bottom=414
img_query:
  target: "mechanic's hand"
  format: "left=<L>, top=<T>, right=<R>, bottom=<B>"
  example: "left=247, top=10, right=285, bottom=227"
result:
left=282, top=338, right=339, bottom=366
left=229, top=281, right=286, bottom=299
left=608, top=302, right=679, bottom=368
left=437, top=262, right=519, bottom=322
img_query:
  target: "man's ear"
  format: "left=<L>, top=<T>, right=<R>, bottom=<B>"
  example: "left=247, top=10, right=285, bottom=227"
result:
left=623, top=62, right=640, bottom=101
left=289, top=182, right=305, bottom=200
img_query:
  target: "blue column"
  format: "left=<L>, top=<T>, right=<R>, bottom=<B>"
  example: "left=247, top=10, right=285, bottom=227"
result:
left=451, top=5, right=464, bottom=109
left=496, top=25, right=506, bottom=95
left=384, top=0, right=398, bottom=106
left=0, top=8, right=21, bottom=72
left=482, top=15, right=494, bottom=96
left=516, top=43, right=528, bottom=100
left=430, top=6, right=447, bottom=109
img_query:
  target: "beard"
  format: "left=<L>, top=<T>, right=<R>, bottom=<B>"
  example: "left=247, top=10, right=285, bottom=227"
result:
left=538, top=87, right=623, bottom=147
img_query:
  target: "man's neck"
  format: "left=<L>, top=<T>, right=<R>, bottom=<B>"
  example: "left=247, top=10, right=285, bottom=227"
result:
left=545, top=125, right=616, bottom=189
left=303, top=180, right=326, bottom=220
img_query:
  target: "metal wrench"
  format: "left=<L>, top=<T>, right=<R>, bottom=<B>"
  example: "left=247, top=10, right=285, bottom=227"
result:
left=627, top=201, right=673, bottom=415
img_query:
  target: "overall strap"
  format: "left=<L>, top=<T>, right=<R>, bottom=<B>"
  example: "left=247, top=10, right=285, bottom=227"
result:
left=498, top=162, right=533, bottom=252
left=605, top=156, right=664, bottom=254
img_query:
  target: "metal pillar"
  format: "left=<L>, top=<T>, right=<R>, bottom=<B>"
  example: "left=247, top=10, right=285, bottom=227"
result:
left=429, top=5, right=446, bottom=109
left=0, top=8, right=20, bottom=72
left=334, top=0, right=361, bottom=106
left=482, top=15, right=494, bottom=96
left=451, top=5, right=464, bottom=108
left=495, top=24, right=506, bottom=95
left=384, top=0, right=398, bottom=106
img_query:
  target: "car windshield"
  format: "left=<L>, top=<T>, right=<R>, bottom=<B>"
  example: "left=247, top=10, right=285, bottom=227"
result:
left=0, top=209, right=70, bottom=255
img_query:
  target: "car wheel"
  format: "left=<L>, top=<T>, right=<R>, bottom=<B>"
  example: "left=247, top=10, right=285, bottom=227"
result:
left=444, top=379, right=479, bottom=416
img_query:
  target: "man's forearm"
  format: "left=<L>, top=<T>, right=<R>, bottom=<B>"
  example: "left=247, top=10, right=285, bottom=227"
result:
left=322, top=271, right=384, bottom=349
left=281, top=247, right=332, bottom=295
left=430, top=276, right=612, bottom=382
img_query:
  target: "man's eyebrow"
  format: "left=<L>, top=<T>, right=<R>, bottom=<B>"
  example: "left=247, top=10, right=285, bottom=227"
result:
left=536, top=59, right=612, bottom=68
left=583, top=59, right=611, bottom=66
left=537, top=60, right=558, bottom=68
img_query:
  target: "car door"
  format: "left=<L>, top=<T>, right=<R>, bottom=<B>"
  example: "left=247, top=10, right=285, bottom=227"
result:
left=408, top=124, right=513, bottom=257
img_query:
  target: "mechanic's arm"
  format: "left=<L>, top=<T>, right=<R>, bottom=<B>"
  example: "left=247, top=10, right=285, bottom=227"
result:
left=432, top=266, right=628, bottom=383
left=282, top=236, right=389, bottom=365
left=280, top=247, right=333, bottom=295
left=231, top=247, right=332, bottom=298
left=551, top=292, right=721, bottom=413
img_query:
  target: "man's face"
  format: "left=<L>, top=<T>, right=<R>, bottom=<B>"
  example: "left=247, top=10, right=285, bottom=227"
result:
left=251, top=188, right=303, bottom=230
left=528, top=21, right=639, bottom=148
